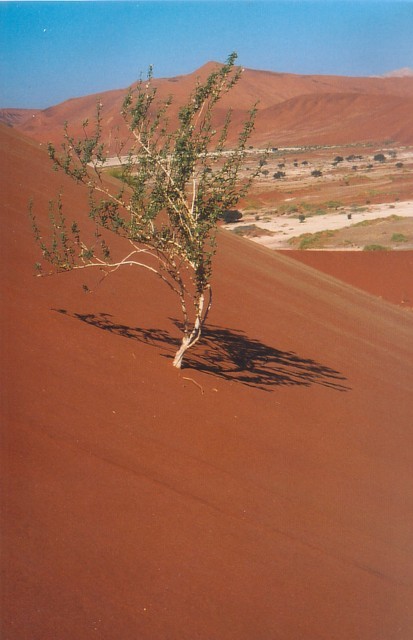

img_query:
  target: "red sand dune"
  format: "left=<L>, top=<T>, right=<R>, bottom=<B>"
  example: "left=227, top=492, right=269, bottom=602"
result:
left=287, top=250, right=413, bottom=308
left=5, top=63, right=413, bottom=149
left=2, top=124, right=413, bottom=639
left=250, top=92, right=413, bottom=146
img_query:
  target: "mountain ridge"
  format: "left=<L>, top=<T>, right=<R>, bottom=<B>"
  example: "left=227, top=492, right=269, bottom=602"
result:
left=3, top=62, right=413, bottom=148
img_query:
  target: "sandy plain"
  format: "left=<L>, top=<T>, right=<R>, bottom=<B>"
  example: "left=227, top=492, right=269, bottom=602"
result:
left=224, top=143, right=413, bottom=251
left=228, top=199, right=413, bottom=248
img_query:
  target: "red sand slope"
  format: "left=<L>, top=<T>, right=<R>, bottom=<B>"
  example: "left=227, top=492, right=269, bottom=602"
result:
left=1, top=124, right=413, bottom=639
left=250, top=92, right=413, bottom=146
left=7, top=64, right=413, bottom=148
left=287, top=250, right=413, bottom=308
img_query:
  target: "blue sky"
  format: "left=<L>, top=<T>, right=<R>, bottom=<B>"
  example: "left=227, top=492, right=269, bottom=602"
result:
left=1, top=1, right=413, bottom=108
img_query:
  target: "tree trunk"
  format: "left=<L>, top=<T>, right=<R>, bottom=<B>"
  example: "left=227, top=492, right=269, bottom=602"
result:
left=173, top=288, right=211, bottom=369
left=173, top=321, right=202, bottom=369
left=173, top=334, right=192, bottom=369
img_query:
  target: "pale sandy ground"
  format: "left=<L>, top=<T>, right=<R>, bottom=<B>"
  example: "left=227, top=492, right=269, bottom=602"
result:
left=225, top=200, right=413, bottom=249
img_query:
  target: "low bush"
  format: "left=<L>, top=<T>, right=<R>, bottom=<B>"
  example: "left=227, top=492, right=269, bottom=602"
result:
left=289, top=230, right=336, bottom=250
left=299, top=230, right=335, bottom=249
left=391, top=233, right=408, bottom=243
left=232, top=224, right=270, bottom=238
left=325, top=200, right=343, bottom=209
left=221, top=209, right=243, bottom=223
left=363, top=244, right=388, bottom=251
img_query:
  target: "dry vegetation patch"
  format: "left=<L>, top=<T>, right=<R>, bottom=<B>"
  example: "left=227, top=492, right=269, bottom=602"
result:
left=232, top=224, right=275, bottom=238
left=288, top=215, right=413, bottom=250
left=227, top=143, right=413, bottom=249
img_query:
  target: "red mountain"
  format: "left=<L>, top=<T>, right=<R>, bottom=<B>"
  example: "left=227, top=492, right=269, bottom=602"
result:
left=4, top=63, right=413, bottom=149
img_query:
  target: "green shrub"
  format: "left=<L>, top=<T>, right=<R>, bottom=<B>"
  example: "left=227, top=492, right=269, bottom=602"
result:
left=31, top=53, right=258, bottom=370
left=108, top=167, right=124, bottom=180
left=363, top=244, right=388, bottom=251
left=291, top=230, right=335, bottom=250
left=232, top=224, right=258, bottom=235
left=221, top=209, right=243, bottom=223
left=232, top=224, right=270, bottom=238
left=299, top=232, right=333, bottom=249
left=325, top=200, right=343, bottom=209
left=279, top=204, right=298, bottom=215
left=353, top=215, right=402, bottom=228
left=391, top=233, right=407, bottom=243
left=107, top=166, right=137, bottom=188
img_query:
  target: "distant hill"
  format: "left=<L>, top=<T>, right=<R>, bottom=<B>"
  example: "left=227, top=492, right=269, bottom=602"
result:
left=382, top=67, right=413, bottom=78
left=3, top=62, right=413, bottom=148
left=0, top=108, right=40, bottom=128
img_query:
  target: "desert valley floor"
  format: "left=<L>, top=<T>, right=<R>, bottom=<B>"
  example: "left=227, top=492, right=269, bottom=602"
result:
left=2, top=62, right=413, bottom=639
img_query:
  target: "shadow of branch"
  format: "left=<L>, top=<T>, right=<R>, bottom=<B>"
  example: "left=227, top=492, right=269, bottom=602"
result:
left=53, top=309, right=350, bottom=392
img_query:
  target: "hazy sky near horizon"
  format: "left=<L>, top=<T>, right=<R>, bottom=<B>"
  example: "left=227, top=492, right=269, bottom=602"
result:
left=1, top=1, right=413, bottom=108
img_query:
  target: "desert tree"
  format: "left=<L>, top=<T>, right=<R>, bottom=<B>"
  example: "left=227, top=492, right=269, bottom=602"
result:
left=30, top=53, right=260, bottom=368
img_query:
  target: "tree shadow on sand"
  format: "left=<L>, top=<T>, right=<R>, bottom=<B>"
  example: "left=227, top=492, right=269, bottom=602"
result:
left=53, top=309, right=350, bottom=392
